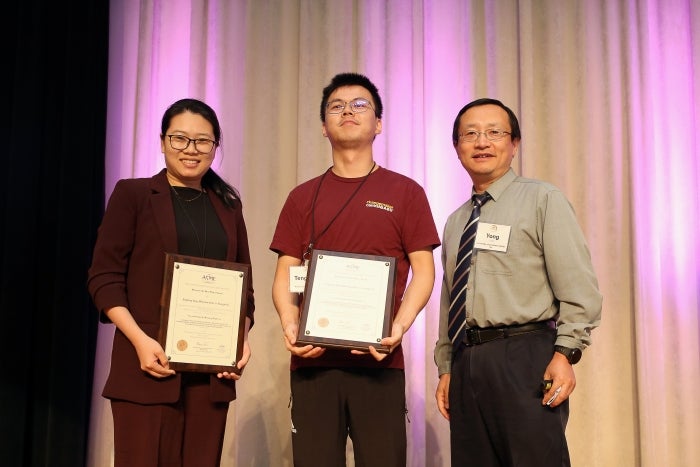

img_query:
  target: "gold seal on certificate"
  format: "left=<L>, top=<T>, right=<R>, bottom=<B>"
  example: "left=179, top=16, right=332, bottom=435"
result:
left=158, top=253, right=250, bottom=373
left=296, top=249, right=396, bottom=353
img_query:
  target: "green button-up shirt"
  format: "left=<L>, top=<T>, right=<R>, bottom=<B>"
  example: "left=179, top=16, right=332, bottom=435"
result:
left=434, top=168, right=602, bottom=375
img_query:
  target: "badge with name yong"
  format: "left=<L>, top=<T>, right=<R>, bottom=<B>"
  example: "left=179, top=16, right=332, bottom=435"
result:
left=296, top=249, right=396, bottom=353
left=474, top=223, right=511, bottom=252
left=158, top=253, right=250, bottom=374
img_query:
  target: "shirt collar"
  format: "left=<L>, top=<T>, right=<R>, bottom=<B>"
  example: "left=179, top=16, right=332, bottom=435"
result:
left=472, top=168, right=517, bottom=202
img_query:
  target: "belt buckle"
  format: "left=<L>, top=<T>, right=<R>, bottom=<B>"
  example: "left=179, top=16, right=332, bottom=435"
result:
left=465, top=327, right=482, bottom=346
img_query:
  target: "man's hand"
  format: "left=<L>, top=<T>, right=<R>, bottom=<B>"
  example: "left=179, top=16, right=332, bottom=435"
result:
left=352, top=322, right=405, bottom=361
left=283, top=321, right=326, bottom=358
left=436, top=373, right=451, bottom=420
left=541, top=352, right=576, bottom=408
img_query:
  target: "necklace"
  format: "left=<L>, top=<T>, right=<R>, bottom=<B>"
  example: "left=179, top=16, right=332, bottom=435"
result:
left=171, top=186, right=208, bottom=257
left=171, top=185, right=205, bottom=202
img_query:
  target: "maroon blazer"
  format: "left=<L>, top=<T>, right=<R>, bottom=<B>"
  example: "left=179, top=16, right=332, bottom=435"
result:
left=88, top=169, right=255, bottom=403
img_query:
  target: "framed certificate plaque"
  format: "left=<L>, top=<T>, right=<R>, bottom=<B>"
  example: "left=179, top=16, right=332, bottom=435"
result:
left=158, top=253, right=250, bottom=373
left=296, top=249, right=396, bottom=353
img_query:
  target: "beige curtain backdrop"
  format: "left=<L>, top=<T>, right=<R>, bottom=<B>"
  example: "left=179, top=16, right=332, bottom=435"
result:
left=87, top=1, right=700, bottom=466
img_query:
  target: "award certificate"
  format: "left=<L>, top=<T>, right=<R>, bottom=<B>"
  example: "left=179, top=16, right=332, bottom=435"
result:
left=296, top=249, right=396, bottom=353
left=158, top=253, right=250, bottom=373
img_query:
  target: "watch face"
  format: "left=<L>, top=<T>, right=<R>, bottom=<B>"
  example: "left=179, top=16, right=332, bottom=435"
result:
left=556, top=345, right=582, bottom=364
left=569, top=348, right=582, bottom=364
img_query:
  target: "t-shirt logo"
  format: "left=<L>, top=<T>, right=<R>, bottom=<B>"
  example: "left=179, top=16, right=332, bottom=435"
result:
left=365, top=200, right=394, bottom=212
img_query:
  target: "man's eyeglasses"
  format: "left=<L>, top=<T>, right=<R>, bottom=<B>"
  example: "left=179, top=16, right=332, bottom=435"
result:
left=166, top=134, right=217, bottom=153
left=458, top=129, right=512, bottom=143
left=326, top=98, right=374, bottom=115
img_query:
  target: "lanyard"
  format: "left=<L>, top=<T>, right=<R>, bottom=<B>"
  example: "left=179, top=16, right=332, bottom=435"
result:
left=303, top=162, right=376, bottom=263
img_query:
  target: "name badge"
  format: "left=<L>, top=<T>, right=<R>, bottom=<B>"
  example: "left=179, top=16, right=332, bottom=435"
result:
left=289, top=265, right=307, bottom=293
left=474, top=223, right=511, bottom=252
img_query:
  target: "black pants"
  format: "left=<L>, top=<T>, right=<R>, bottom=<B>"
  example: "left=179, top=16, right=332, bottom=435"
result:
left=290, top=367, right=407, bottom=467
left=449, top=328, right=571, bottom=467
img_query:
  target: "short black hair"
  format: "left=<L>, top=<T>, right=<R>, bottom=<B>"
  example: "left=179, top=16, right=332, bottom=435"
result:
left=451, top=98, right=521, bottom=145
left=320, top=72, right=383, bottom=122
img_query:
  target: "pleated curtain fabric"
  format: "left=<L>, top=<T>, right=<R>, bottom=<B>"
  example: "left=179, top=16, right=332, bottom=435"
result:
left=447, top=193, right=491, bottom=346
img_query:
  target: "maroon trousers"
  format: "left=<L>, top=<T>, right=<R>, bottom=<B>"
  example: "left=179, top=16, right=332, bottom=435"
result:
left=111, top=376, right=229, bottom=467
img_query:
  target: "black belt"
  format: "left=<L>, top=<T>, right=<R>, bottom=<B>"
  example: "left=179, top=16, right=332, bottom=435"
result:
left=463, top=320, right=555, bottom=347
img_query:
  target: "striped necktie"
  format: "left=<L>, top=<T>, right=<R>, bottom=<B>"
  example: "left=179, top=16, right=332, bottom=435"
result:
left=447, top=192, right=491, bottom=346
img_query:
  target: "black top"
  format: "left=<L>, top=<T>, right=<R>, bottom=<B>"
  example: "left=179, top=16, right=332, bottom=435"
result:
left=170, top=186, right=227, bottom=260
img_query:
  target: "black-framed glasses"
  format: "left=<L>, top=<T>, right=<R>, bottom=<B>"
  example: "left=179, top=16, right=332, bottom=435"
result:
left=326, top=98, right=374, bottom=115
left=458, top=129, right=511, bottom=143
left=166, top=134, right=217, bottom=153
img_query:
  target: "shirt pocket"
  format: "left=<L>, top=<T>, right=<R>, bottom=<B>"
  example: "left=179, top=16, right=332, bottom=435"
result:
left=474, top=249, right=513, bottom=275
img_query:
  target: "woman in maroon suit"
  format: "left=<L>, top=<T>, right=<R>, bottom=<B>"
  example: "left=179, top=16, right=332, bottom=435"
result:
left=88, top=98, right=255, bottom=467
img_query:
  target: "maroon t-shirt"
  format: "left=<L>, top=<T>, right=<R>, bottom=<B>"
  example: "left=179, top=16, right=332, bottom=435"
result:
left=270, top=166, right=440, bottom=370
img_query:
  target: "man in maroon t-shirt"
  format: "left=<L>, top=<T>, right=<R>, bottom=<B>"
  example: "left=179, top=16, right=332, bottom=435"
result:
left=270, top=72, right=440, bottom=467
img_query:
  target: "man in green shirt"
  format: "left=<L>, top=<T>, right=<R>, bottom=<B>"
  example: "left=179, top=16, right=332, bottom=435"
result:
left=434, top=98, right=602, bottom=466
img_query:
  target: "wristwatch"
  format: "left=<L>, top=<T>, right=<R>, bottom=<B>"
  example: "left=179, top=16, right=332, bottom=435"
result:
left=554, top=345, right=582, bottom=365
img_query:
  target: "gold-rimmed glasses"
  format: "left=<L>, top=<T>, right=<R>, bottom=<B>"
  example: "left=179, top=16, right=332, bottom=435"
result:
left=458, top=129, right=511, bottom=143
left=326, top=98, right=374, bottom=115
